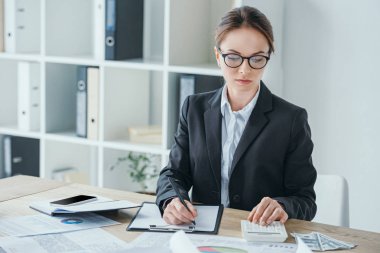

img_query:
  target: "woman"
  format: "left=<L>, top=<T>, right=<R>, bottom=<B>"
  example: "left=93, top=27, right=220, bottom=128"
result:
left=156, top=6, right=317, bottom=226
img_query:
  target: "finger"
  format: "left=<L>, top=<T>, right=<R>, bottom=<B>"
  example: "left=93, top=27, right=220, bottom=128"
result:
left=172, top=200, right=196, bottom=222
left=280, top=212, right=289, bottom=224
left=247, top=206, right=258, bottom=222
left=252, top=197, right=272, bottom=223
left=167, top=207, right=192, bottom=224
left=184, top=200, right=198, bottom=218
left=259, top=202, right=277, bottom=225
left=266, top=207, right=282, bottom=224
left=163, top=210, right=183, bottom=225
left=165, top=200, right=193, bottom=224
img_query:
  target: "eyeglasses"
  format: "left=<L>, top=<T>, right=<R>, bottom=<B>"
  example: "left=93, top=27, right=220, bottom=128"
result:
left=217, top=48, right=270, bottom=69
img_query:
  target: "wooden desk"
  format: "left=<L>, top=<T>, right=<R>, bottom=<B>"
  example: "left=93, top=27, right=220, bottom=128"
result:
left=0, top=176, right=379, bottom=252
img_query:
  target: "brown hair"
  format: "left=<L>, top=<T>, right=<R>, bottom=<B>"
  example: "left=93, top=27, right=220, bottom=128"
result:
left=215, top=6, right=274, bottom=55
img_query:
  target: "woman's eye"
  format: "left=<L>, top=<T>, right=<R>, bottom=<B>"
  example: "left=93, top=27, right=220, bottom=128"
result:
left=226, top=55, right=241, bottom=61
left=251, top=57, right=265, bottom=63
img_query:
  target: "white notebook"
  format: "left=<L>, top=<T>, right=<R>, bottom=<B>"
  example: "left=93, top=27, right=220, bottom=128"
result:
left=30, top=196, right=140, bottom=215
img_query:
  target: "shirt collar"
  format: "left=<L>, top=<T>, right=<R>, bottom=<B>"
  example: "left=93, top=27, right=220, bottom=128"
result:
left=220, top=83, right=261, bottom=118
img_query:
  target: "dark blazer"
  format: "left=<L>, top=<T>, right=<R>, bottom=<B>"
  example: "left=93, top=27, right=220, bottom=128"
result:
left=156, top=82, right=317, bottom=220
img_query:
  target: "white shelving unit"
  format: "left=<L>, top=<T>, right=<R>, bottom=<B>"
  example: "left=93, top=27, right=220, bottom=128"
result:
left=0, top=0, right=250, bottom=191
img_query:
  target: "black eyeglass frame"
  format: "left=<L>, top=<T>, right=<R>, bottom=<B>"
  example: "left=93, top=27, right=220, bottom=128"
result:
left=217, top=47, right=270, bottom=69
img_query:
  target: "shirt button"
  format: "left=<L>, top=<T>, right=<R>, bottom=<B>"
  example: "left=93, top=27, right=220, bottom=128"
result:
left=232, top=194, right=240, bottom=203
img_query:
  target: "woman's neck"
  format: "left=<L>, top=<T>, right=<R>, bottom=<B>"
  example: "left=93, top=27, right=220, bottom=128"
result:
left=227, top=84, right=259, bottom=111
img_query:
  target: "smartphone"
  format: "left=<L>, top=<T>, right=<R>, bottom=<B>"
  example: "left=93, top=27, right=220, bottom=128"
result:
left=50, top=195, right=97, bottom=206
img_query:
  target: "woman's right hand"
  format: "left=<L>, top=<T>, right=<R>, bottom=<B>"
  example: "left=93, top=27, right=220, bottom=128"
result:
left=163, top=197, right=198, bottom=225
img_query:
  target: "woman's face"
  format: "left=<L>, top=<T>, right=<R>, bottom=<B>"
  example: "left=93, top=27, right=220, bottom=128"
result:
left=215, top=26, right=270, bottom=92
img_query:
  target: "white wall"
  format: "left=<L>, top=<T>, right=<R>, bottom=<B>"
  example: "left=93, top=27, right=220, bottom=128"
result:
left=282, top=0, right=380, bottom=232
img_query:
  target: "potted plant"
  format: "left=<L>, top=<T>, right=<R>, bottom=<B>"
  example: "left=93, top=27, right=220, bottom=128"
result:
left=109, top=151, right=160, bottom=193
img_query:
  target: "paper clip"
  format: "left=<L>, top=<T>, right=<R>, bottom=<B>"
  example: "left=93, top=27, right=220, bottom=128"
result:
left=149, top=224, right=195, bottom=232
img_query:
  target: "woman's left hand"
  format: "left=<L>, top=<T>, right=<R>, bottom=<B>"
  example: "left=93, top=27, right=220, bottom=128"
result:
left=247, top=197, right=288, bottom=225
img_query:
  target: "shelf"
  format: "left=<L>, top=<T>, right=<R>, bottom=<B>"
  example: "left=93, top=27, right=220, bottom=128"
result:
left=103, top=67, right=163, bottom=143
left=45, top=0, right=96, bottom=58
left=168, top=0, right=235, bottom=66
left=44, top=132, right=99, bottom=147
left=0, top=126, right=41, bottom=139
left=102, top=139, right=164, bottom=155
left=0, top=53, right=42, bottom=62
left=169, top=63, right=222, bottom=76
left=44, top=140, right=98, bottom=185
left=0, top=0, right=243, bottom=190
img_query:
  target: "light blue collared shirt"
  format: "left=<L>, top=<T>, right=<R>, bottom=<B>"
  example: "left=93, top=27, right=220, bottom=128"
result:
left=220, top=84, right=260, bottom=207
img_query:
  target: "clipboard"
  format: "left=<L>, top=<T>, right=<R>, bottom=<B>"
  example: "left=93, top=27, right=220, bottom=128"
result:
left=127, top=202, right=224, bottom=234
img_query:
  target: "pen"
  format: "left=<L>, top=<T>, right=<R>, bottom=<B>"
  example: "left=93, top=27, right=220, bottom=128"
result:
left=168, top=177, right=196, bottom=225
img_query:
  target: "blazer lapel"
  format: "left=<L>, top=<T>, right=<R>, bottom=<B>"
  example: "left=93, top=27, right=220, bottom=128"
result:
left=230, top=82, right=273, bottom=175
left=204, top=89, right=223, bottom=191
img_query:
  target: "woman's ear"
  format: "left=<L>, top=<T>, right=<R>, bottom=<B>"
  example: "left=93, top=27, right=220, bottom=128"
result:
left=214, top=46, right=221, bottom=67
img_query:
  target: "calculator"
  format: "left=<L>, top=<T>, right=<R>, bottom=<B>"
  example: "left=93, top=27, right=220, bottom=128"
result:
left=241, top=220, right=288, bottom=242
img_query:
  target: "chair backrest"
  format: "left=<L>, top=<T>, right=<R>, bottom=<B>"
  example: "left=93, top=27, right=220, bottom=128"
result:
left=313, top=174, right=350, bottom=227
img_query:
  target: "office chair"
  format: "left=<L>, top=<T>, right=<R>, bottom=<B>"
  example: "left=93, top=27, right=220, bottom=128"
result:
left=313, top=174, right=350, bottom=227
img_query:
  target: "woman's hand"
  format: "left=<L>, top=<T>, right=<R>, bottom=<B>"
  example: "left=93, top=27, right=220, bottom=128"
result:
left=163, top=197, right=198, bottom=225
left=247, top=197, right=288, bottom=225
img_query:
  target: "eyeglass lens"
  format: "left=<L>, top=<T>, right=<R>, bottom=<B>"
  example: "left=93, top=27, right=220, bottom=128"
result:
left=224, top=54, right=267, bottom=69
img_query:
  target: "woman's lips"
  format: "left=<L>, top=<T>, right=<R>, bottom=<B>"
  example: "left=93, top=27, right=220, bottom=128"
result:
left=235, top=79, right=252, bottom=84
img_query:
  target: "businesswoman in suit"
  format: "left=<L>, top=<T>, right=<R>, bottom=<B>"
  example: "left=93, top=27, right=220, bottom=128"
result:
left=156, top=6, right=317, bottom=226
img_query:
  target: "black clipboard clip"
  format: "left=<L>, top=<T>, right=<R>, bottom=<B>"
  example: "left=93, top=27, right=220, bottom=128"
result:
left=149, top=224, right=195, bottom=233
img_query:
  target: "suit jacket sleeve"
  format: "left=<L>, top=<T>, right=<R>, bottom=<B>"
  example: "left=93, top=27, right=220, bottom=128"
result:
left=273, top=109, right=317, bottom=220
left=156, top=96, right=193, bottom=213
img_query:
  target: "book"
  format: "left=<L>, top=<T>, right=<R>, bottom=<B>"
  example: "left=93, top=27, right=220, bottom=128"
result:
left=105, top=0, right=144, bottom=60
left=128, top=125, right=162, bottom=145
left=30, top=196, right=141, bottom=216
left=17, top=61, right=40, bottom=131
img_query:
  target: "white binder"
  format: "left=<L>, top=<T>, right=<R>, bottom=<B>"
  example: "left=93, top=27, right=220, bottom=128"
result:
left=87, top=67, right=99, bottom=140
left=4, top=0, right=15, bottom=53
left=0, top=0, right=4, bottom=52
left=17, top=61, right=40, bottom=131
left=4, top=0, right=40, bottom=53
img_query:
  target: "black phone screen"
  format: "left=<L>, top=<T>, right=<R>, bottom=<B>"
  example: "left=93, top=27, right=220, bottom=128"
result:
left=50, top=195, right=96, bottom=205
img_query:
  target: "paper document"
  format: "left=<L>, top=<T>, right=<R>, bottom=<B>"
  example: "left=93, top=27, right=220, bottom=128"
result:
left=128, top=202, right=223, bottom=234
left=130, top=231, right=297, bottom=253
left=0, top=228, right=132, bottom=253
left=0, top=213, right=119, bottom=237
left=30, top=195, right=140, bottom=215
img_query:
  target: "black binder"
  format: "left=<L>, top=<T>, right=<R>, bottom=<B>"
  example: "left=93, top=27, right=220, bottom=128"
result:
left=105, top=0, right=144, bottom=60
left=76, top=66, right=87, bottom=138
left=2, top=136, right=39, bottom=177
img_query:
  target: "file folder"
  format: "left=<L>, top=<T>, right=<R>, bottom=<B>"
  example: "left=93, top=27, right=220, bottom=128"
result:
left=87, top=67, right=99, bottom=140
left=105, top=0, right=144, bottom=60
left=18, top=61, right=40, bottom=131
left=76, top=66, right=87, bottom=138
